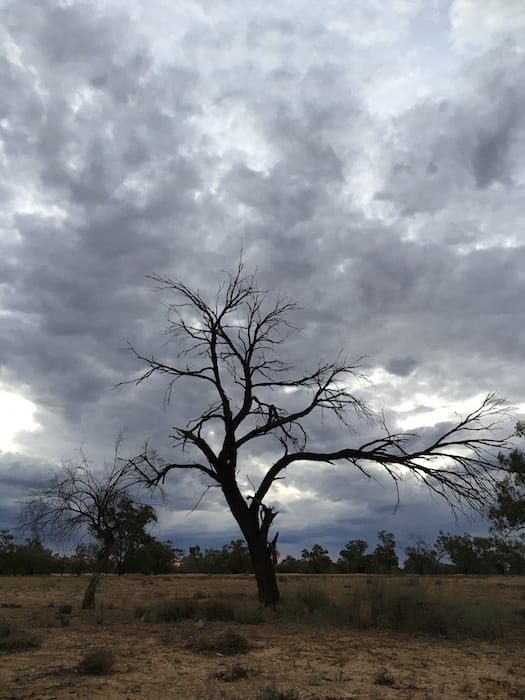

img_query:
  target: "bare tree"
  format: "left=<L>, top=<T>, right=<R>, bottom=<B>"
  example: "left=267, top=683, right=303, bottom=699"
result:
left=127, top=260, right=513, bottom=605
left=21, top=441, right=151, bottom=609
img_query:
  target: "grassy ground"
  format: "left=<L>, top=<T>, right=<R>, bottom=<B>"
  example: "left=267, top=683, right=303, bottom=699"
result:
left=0, top=573, right=524, bottom=699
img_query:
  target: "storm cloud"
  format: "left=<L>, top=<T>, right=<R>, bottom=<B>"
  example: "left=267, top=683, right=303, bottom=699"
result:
left=0, top=0, right=523, bottom=554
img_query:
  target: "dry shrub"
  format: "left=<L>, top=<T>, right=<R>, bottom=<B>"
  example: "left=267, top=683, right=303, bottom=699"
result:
left=258, top=682, right=301, bottom=700
left=0, top=619, right=40, bottom=653
left=78, top=647, right=115, bottom=675
left=215, top=663, right=250, bottom=681
left=144, top=598, right=197, bottom=623
left=190, top=630, right=250, bottom=655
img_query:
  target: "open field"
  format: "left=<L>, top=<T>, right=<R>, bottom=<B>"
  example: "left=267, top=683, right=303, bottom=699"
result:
left=0, top=574, right=524, bottom=699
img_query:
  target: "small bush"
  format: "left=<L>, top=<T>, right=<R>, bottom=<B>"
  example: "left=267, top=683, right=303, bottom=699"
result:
left=58, top=613, right=71, bottom=627
left=374, top=669, right=395, bottom=686
left=190, top=630, right=250, bottom=656
left=145, top=598, right=197, bottom=623
left=258, top=682, right=301, bottom=700
left=0, top=618, right=11, bottom=639
left=78, top=647, right=115, bottom=675
left=0, top=626, right=41, bottom=653
left=215, top=663, right=250, bottom=682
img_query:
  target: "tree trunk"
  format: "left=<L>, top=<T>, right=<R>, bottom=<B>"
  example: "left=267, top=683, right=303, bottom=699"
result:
left=248, top=536, right=280, bottom=606
left=220, top=476, right=281, bottom=606
left=81, top=545, right=112, bottom=610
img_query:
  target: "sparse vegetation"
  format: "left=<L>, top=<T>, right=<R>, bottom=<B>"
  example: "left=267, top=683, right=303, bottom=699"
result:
left=0, top=574, right=523, bottom=697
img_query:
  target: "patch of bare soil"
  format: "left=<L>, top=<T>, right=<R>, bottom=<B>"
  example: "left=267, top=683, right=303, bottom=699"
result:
left=0, top=574, right=523, bottom=699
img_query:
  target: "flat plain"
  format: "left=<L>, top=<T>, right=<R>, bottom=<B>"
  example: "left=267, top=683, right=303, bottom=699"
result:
left=0, top=573, right=524, bottom=699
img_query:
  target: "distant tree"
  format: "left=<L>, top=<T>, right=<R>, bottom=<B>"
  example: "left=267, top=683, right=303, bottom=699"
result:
left=403, top=534, right=443, bottom=575
left=20, top=442, right=153, bottom=608
left=123, top=537, right=177, bottom=574
left=182, top=539, right=252, bottom=573
left=301, top=544, right=333, bottom=573
left=111, top=496, right=157, bottom=575
left=435, top=532, right=502, bottom=575
left=373, top=531, right=398, bottom=574
left=0, top=531, right=56, bottom=575
left=126, top=259, right=513, bottom=604
left=337, top=539, right=369, bottom=573
left=276, top=554, right=306, bottom=573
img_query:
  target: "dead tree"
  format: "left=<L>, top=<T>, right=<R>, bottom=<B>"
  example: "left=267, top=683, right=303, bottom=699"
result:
left=21, top=441, right=150, bottom=609
left=127, top=260, right=513, bottom=605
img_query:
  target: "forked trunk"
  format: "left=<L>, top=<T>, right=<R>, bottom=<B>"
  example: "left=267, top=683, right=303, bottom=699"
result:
left=221, top=477, right=281, bottom=606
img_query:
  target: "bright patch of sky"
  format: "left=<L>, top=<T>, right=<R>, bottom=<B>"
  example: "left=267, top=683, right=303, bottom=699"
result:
left=0, top=386, right=40, bottom=452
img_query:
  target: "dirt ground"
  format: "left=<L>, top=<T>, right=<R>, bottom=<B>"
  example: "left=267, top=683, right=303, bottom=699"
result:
left=0, top=574, right=523, bottom=699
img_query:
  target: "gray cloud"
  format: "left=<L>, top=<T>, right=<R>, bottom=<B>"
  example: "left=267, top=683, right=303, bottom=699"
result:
left=0, top=0, right=523, bottom=552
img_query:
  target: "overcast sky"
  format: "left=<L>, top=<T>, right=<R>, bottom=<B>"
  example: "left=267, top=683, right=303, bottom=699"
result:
left=1, top=0, right=524, bottom=558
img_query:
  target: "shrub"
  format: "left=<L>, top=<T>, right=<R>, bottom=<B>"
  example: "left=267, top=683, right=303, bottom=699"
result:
left=144, top=598, right=197, bottom=623
left=0, top=618, right=11, bottom=639
left=78, top=647, right=115, bottom=675
left=0, top=624, right=40, bottom=653
left=374, top=669, right=395, bottom=686
left=215, top=663, right=250, bottom=681
left=190, top=630, right=250, bottom=655
left=258, top=683, right=301, bottom=700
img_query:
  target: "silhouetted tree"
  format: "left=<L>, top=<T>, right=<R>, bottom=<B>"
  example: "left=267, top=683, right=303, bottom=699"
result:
left=126, top=259, right=513, bottom=605
left=301, top=544, right=332, bottom=573
left=373, top=530, right=398, bottom=574
left=403, top=534, right=443, bottom=575
left=21, top=441, right=152, bottom=608
left=337, top=539, right=369, bottom=573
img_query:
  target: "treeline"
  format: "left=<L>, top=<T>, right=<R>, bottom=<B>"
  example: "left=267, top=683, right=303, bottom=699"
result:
left=1, top=527, right=524, bottom=576
left=0, top=529, right=177, bottom=576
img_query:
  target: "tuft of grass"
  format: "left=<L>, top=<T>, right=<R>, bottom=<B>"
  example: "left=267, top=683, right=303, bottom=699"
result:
left=189, top=630, right=250, bottom=656
left=77, top=647, right=115, bottom=675
left=257, top=682, right=301, bottom=700
left=374, top=669, right=395, bottom=686
left=214, top=663, right=250, bottom=682
left=0, top=618, right=11, bottom=639
left=144, top=598, right=197, bottom=623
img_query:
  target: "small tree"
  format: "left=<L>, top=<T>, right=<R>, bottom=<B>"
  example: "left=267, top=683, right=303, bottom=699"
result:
left=21, top=442, right=152, bottom=608
left=127, top=260, right=513, bottom=605
left=373, top=530, right=398, bottom=575
left=337, top=539, right=369, bottom=573
left=403, top=534, right=443, bottom=575
left=301, top=544, right=332, bottom=573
